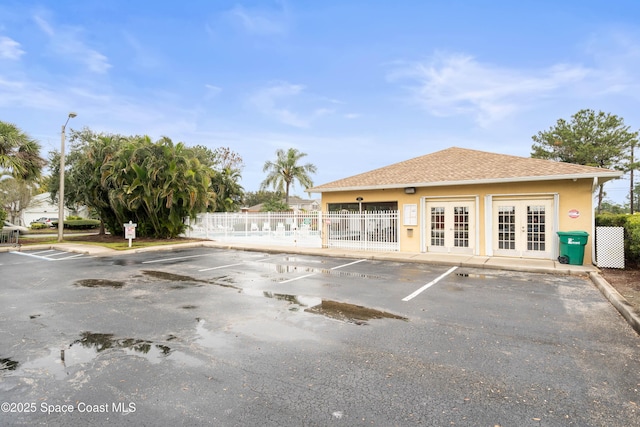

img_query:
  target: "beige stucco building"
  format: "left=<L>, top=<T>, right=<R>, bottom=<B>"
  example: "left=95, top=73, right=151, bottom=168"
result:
left=309, top=147, right=622, bottom=265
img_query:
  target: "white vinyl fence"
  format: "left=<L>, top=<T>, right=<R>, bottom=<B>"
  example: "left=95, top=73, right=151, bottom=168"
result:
left=185, top=212, right=322, bottom=248
left=185, top=210, right=400, bottom=252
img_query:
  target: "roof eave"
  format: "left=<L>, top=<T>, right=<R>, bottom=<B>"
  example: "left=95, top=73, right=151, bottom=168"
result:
left=308, top=171, right=624, bottom=193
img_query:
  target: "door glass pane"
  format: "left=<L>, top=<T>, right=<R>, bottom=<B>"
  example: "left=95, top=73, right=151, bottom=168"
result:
left=498, top=206, right=515, bottom=250
left=430, top=207, right=444, bottom=246
left=453, top=206, right=469, bottom=247
left=527, top=205, right=546, bottom=251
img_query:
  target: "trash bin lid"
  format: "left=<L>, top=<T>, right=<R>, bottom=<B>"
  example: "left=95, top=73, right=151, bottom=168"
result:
left=556, top=231, right=589, bottom=236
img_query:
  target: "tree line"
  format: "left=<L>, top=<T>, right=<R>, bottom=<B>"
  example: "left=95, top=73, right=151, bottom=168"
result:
left=1, top=124, right=317, bottom=238
left=2, top=108, right=639, bottom=238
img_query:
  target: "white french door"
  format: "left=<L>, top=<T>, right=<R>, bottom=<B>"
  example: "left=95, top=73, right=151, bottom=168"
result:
left=425, top=200, right=475, bottom=254
left=492, top=199, right=553, bottom=258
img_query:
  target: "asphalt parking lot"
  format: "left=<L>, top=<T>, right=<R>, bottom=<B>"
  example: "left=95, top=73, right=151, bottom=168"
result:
left=1, top=247, right=639, bottom=426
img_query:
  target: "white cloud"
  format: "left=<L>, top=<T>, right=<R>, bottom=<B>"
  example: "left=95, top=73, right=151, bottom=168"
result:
left=0, top=75, right=63, bottom=110
left=582, top=29, right=640, bottom=96
left=249, top=82, right=312, bottom=127
left=226, top=3, right=289, bottom=35
left=122, top=31, right=163, bottom=70
left=205, top=84, right=222, bottom=98
left=0, top=36, right=25, bottom=60
left=388, top=52, right=591, bottom=127
left=33, top=15, right=111, bottom=74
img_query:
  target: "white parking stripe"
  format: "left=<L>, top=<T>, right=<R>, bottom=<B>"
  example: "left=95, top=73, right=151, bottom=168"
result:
left=198, top=262, right=244, bottom=272
left=279, top=259, right=367, bottom=284
left=402, top=266, right=458, bottom=302
left=9, top=251, right=54, bottom=261
left=142, top=254, right=209, bottom=264
left=30, top=250, right=56, bottom=255
left=57, top=253, right=86, bottom=260
left=330, top=259, right=367, bottom=270
left=47, top=251, right=72, bottom=257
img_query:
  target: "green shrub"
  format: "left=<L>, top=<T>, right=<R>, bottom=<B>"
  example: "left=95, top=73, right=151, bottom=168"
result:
left=626, top=215, right=640, bottom=263
left=61, top=219, right=101, bottom=230
left=30, top=223, right=48, bottom=230
left=67, top=215, right=83, bottom=221
left=595, top=213, right=628, bottom=227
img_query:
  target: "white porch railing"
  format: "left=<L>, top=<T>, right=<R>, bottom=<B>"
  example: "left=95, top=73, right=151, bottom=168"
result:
left=185, top=210, right=400, bottom=252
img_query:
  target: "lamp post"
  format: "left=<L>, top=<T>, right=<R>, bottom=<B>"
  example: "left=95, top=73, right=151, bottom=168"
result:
left=58, top=112, right=77, bottom=242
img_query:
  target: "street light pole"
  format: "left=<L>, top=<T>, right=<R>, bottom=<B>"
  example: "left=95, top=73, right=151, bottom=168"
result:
left=58, top=112, right=77, bottom=243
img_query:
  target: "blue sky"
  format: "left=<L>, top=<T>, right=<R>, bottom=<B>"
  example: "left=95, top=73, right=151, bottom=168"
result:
left=1, top=1, right=639, bottom=204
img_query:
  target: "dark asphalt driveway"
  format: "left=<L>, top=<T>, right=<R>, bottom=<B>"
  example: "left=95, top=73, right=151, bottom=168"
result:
left=1, top=247, right=639, bottom=426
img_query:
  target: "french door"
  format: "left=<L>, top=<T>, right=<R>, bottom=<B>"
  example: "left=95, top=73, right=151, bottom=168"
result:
left=492, top=199, right=553, bottom=258
left=425, top=200, right=475, bottom=254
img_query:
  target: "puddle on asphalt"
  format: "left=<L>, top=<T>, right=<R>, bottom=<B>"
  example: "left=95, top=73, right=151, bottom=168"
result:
left=195, top=319, right=233, bottom=349
left=306, top=300, right=407, bottom=325
left=143, top=270, right=241, bottom=289
left=241, top=288, right=407, bottom=325
left=4, top=332, right=198, bottom=379
left=72, top=332, right=166, bottom=354
left=254, top=260, right=383, bottom=280
left=74, top=279, right=125, bottom=288
left=242, top=289, right=322, bottom=312
left=1, top=357, right=19, bottom=371
left=142, top=270, right=202, bottom=282
left=112, top=259, right=137, bottom=266
left=456, top=273, right=492, bottom=280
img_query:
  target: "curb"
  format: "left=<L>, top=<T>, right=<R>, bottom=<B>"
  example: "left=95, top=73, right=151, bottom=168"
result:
left=589, top=271, right=640, bottom=336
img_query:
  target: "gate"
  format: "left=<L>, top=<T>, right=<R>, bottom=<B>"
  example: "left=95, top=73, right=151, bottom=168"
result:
left=324, top=210, right=399, bottom=251
left=0, top=230, right=19, bottom=247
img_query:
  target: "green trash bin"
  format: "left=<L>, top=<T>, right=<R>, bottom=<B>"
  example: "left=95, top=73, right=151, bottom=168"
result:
left=557, top=231, right=589, bottom=265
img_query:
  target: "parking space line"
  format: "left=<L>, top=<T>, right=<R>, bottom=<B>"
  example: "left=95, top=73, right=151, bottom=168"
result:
left=57, top=253, right=86, bottom=261
left=279, top=259, right=367, bottom=284
left=30, top=249, right=56, bottom=255
left=142, top=254, right=209, bottom=264
left=402, top=266, right=458, bottom=302
left=330, top=259, right=367, bottom=270
left=9, top=251, right=54, bottom=261
left=47, top=251, right=73, bottom=257
left=198, top=262, right=244, bottom=272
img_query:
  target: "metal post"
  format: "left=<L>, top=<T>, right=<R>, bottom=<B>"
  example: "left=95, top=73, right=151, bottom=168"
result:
left=58, top=112, right=77, bottom=242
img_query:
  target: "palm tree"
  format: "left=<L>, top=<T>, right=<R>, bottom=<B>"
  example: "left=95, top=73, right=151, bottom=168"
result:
left=0, top=121, right=46, bottom=180
left=212, top=166, right=244, bottom=212
left=101, top=136, right=216, bottom=238
left=261, top=148, right=317, bottom=205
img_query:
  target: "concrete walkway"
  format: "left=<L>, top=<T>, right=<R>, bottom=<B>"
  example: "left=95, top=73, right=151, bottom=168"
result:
left=3, top=240, right=638, bottom=335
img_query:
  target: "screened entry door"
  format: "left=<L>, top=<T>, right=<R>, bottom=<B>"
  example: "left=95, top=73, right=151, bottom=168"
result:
left=492, top=199, right=554, bottom=258
left=425, top=201, right=475, bottom=254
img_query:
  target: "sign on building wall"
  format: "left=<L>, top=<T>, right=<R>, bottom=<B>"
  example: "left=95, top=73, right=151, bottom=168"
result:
left=403, top=204, right=417, bottom=226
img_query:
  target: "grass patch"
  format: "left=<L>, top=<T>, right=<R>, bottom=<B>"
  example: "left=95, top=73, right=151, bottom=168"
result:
left=19, top=234, right=206, bottom=251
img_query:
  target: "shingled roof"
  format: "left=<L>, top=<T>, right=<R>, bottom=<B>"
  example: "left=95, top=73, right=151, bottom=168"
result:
left=308, top=147, right=622, bottom=192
